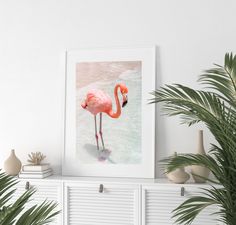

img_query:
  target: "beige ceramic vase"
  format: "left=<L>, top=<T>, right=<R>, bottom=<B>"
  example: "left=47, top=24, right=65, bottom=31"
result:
left=4, top=149, right=22, bottom=176
left=166, top=152, right=190, bottom=184
left=191, top=130, right=210, bottom=183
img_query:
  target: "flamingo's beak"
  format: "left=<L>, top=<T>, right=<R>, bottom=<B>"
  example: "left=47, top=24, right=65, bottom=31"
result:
left=122, top=94, right=128, bottom=107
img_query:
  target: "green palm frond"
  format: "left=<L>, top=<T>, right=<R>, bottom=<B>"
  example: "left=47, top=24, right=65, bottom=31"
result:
left=16, top=200, right=59, bottom=225
left=150, top=53, right=236, bottom=225
left=0, top=171, right=60, bottom=224
left=0, top=172, right=18, bottom=207
left=150, top=84, right=236, bottom=151
left=173, top=196, right=217, bottom=224
left=199, top=53, right=236, bottom=107
left=173, top=187, right=236, bottom=225
left=0, top=188, right=36, bottom=225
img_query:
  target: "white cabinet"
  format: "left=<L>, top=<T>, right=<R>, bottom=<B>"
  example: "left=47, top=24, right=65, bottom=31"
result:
left=14, top=179, right=63, bottom=225
left=142, top=185, right=222, bottom=225
left=12, top=177, right=223, bottom=225
left=64, top=182, right=140, bottom=225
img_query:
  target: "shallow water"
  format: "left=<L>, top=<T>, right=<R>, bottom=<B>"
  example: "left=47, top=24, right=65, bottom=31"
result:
left=76, top=69, right=142, bottom=164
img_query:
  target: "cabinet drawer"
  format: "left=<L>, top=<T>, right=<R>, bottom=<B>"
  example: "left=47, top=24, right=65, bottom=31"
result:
left=64, top=182, right=140, bottom=225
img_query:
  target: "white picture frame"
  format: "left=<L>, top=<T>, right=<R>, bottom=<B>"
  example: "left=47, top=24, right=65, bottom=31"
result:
left=63, top=46, right=156, bottom=178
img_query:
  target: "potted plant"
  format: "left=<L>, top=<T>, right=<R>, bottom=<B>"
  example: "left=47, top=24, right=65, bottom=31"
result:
left=150, top=53, right=236, bottom=224
left=0, top=171, right=59, bottom=224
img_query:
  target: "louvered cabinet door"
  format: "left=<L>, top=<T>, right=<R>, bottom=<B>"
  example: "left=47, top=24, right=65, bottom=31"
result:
left=64, top=182, right=140, bottom=225
left=13, top=180, right=62, bottom=225
left=186, top=187, right=223, bottom=225
left=142, top=185, right=185, bottom=225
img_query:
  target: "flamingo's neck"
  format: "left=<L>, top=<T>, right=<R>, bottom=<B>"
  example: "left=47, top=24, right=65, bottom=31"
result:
left=107, top=84, right=121, bottom=118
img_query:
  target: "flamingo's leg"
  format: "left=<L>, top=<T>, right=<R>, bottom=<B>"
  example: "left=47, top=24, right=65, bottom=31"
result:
left=94, top=115, right=99, bottom=150
left=99, top=113, right=105, bottom=150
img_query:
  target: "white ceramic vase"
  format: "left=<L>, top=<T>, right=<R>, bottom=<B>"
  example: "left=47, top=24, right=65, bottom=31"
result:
left=4, top=149, right=22, bottom=176
left=166, top=152, right=190, bottom=184
left=191, top=130, right=210, bottom=183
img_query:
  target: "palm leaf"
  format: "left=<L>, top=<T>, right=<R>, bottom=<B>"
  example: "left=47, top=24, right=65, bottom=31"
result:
left=16, top=200, right=59, bottom=225
left=0, top=188, right=36, bottom=225
left=150, top=52, right=236, bottom=225
left=199, top=53, right=236, bottom=107
left=0, top=171, right=60, bottom=224
left=173, top=196, right=217, bottom=224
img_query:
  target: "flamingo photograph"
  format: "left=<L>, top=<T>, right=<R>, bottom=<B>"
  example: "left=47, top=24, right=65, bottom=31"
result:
left=81, top=83, right=128, bottom=149
left=76, top=61, right=142, bottom=164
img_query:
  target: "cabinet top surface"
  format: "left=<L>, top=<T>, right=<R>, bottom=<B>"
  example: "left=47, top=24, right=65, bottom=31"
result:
left=17, top=175, right=218, bottom=187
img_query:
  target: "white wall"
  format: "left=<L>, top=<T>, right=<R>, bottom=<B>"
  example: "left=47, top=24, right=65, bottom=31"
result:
left=0, top=0, right=235, bottom=177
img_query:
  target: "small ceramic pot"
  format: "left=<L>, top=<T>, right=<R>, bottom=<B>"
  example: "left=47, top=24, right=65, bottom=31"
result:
left=166, top=152, right=190, bottom=184
left=166, top=167, right=190, bottom=184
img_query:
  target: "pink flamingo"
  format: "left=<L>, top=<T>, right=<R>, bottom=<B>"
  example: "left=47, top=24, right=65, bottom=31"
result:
left=81, top=83, right=128, bottom=151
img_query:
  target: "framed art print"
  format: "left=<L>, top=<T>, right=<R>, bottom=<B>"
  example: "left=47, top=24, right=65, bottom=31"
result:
left=63, top=46, right=156, bottom=178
